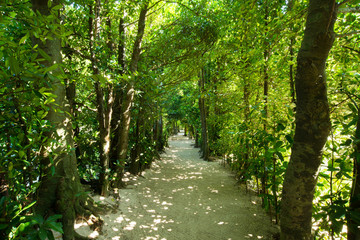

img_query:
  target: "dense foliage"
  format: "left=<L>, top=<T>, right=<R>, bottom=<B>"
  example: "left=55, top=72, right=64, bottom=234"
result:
left=0, top=0, right=359, bottom=239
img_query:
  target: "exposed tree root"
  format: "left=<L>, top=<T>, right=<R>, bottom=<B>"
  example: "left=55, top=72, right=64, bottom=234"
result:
left=58, top=178, right=112, bottom=239
left=75, top=231, right=91, bottom=240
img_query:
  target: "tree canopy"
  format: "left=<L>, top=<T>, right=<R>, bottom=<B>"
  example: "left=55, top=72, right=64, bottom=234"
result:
left=1, top=0, right=360, bottom=239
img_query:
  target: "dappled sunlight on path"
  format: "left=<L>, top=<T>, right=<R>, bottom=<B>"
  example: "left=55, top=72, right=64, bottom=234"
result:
left=81, top=133, right=277, bottom=239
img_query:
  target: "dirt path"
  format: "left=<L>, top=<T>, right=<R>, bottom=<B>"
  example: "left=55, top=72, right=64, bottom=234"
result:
left=77, top=134, right=278, bottom=239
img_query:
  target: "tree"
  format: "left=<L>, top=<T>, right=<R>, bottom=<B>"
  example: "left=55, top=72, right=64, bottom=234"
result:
left=31, top=0, right=100, bottom=238
left=114, top=0, right=149, bottom=187
left=280, top=0, right=338, bottom=239
left=198, top=67, right=209, bottom=160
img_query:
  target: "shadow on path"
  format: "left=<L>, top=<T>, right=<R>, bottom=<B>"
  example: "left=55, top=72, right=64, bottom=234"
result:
left=78, top=133, right=278, bottom=240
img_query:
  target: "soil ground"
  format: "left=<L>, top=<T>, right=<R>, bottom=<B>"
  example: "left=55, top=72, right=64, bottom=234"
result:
left=75, top=133, right=278, bottom=239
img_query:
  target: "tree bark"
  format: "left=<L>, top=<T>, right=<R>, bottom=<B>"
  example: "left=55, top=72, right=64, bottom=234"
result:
left=110, top=15, right=126, bottom=170
left=262, top=4, right=270, bottom=207
left=31, top=0, right=97, bottom=238
left=115, top=2, right=149, bottom=187
left=288, top=0, right=296, bottom=105
left=199, top=68, right=209, bottom=161
left=280, top=1, right=337, bottom=239
left=348, top=106, right=360, bottom=240
left=88, top=0, right=115, bottom=196
left=129, top=104, right=144, bottom=175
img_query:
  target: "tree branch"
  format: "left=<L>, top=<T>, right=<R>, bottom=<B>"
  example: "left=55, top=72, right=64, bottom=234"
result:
left=336, top=30, right=360, bottom=38
left=337, top=0, right=353, bottom=7
left=64, top=46, right=92, bottom=60
left=124, top=1, right=164, bottom=28
left=343, top=46, right=360, bottom=55
left=338, top=6, right=360, bottom=13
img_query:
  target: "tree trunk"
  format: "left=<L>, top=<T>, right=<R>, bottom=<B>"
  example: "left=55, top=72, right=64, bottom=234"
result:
left=96, top=83, right=114, bottom=197
left=199, top=68, right=209, bottom=161
left=194, top=128, right=200, bottom=148
left=288, top=0, right=296, bottom=105
left=31, top=1, right=89, bottom=239
left=89, top=0, right=114, bottom=196
left=129, top=105, right=143, bottom=175
left=109, top=15, right=126, bottom=170
left=115, top=2, right=149, bottom=187
left=348, top=106, right=360, bottom=240
left=280, top=1, right=337, bottom=239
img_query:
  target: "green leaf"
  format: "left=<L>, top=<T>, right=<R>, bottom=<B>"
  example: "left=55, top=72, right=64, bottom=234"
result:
left=44, top=64, right=59, bottom=74
left=46, top=221, right=63, bottom=233
left=9, top=56, right=20, bottom=75
left=275, top=152, right=284, bottom=161
left=17, top=221, right=32, bottom=233
left=19, top=33, right=29, bottom=45
left=64, top=30, right=73, bottom=36
left=327, top=166, right=340, bottom=172
left=33, top=89, right=43, bottom=98
left=51, top=166, right=55, bottom=176
left=52, top=4, right=62, bottom=11
left=333, top=206, right=346, bottom=219
left=43, top=92, right=57, bottom=98
left=45, top=214, right=62, bottom=223
left=47, top=230, right=55, bottom=240
left=9, top=12, right=17, bottom=18
left=44, top=97, right=55, bottom=105
left=348, top=102, right=358, bottom=113
left=275, top=140, right=283, bottom=149
left=347, top=117, right=358, bottom=128
left=319, top=172, right=330, bottom=179
left=38, top=49, right=52, bottom=62
left=15, top=201, right=37, bottom=220
left=285, top=134, right=293, bottom=144
left=8, top=162, right=13, bottom=171
left=19, top=150, right=25, bottom=158
left=38, top=228, right=47, bottom=240
left=276, top=123, right=285, bottom=131
left=94, top=74, right=108, bottom=84
left=32, top=214, right=44, bottom=225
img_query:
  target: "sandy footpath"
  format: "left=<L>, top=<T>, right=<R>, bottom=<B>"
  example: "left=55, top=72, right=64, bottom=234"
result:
left=76, top=134, right=278, bottom=240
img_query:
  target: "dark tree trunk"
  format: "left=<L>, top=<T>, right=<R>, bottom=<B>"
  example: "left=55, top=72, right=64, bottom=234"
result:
left=280, top=1, right=337, bottom=239
left=129, top=105, right=144, bottom=175
left=65, top=79, right=82, bottom=162
left=89, top=0, right=114, bottom=196
left=153, top=113, right=164, bottom=152
left=348, top=106, right=360, bottom=240
left=289, top=37, right=296, bottom=105
left=288, top=0, right=296, bottom=105
left=109, top=15, right=126, bottom=170
left=199, top=68, right=209, bottom=161
left=262, top=7, right=270, bottom=206
left=115, top=2, right=149, bottom=187
left=194, top=128, right=200, bottom=148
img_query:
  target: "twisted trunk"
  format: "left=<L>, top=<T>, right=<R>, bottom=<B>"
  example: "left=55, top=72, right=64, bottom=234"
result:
left=280, top=1, right=337, bottom=239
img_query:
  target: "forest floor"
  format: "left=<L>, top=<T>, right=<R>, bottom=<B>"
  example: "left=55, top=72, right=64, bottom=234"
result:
left=74, top=133, right=279, bottom=239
